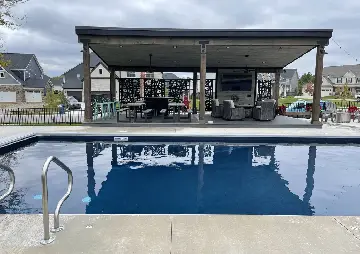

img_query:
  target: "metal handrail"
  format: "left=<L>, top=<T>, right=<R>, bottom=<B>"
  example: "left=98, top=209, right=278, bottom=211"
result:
left=0, top=164, right=15, bottom=202
left=41, top=156, right=73, bottom=245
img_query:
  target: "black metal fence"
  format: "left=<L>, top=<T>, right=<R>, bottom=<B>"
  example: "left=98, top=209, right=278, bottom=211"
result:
left=0, top=108, right=84, bottom=125
left=282, top=100, right=360, bottom=113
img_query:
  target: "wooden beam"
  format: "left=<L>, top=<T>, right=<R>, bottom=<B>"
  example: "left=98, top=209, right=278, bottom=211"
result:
left=83, top=43, right=92, bottom=122
left=274, top=71, right=281, bottom=107
left=79, top=36, right=323, bottom=47
left=109, top=66, right=282, bottom=73
left=109, top=68, right=116, bottom=101
left=311, top=45, right=325, bottom=124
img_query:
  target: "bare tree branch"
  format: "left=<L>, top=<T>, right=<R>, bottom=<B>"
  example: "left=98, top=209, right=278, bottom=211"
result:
left=0, top=0, right=28, bottom=66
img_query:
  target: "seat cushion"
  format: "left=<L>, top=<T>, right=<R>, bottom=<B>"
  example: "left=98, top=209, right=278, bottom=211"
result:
left=229, top=100, right=235, bottom=108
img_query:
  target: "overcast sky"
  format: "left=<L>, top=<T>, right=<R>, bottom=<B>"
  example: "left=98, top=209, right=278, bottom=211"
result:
left=0, top=0, right=359, bottom=77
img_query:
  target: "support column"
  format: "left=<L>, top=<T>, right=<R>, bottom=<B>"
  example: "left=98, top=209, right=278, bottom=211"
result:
left=311, top=45, right=325, bottom=124
left=83, top=43, right=92, bottom=122
left=192, top=71, right=197, bottom=114
left=274, top=71, right=280, bottom=107
left=109, top=68, right=116, bottom=101
left=199, top=41, right=208, bottom=121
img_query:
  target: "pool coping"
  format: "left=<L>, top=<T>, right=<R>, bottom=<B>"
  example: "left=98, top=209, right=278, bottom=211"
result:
left=1, top=131, right=360, bottom=155
left=83, top=122, right=323, bottom=129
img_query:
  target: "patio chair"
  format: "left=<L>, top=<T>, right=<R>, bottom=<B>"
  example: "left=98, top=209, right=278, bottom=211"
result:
left=253, top=99, right=276, bottom=121
left=222, top=100, right=245, bottom=120
left=211, top=99, right=223, bottom=118
left=321, top=101, right=337, bottom=122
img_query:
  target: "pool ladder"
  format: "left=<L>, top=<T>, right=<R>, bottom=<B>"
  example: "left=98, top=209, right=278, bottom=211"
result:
left=0, top=164, right=15, bottom=202
left=40, top=156, right=73, bottom=245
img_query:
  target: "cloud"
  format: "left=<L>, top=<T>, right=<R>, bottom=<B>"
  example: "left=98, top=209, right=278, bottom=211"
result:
left=0, top=0, right=359, bottom=76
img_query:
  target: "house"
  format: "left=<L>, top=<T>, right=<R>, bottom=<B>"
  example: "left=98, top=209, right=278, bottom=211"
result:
left=279, top=69, right=298, bottom=96
left=58, top=53, right=162, bottom=102
left=0, top=53, right=51, bottom=103
left=163, top=73, right=179, bottom=80
left=59, top=53, right=112, bottom=102
left=322, top=64, right=360, bottom=97
left=257, top=69, right=299, bottom=96
left=320, top=76, right=334, bottom=97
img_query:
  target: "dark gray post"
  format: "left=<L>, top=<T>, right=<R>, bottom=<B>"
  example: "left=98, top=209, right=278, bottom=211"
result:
left=109, top=68, right=116, bottom=101
left=83, top=43, right=92, bottom=122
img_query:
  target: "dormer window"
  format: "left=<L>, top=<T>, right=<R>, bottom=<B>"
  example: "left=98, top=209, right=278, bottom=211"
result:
left=0, top=71, right=4, bottom=78
left=336, top=78, right=343, bottom=83
left=99, top=68, right=103, bottom=75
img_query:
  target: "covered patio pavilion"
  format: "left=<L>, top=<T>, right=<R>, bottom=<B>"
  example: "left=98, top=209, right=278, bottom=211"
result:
left=75, top=27, right=333, bottom=125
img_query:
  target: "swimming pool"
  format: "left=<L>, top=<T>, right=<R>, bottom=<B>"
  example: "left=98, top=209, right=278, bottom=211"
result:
left=1, top=139, right=360, bottom=215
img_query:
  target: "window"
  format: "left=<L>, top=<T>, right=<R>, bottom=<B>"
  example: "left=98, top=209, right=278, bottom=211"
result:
left=336, top=78, right=343, bottom=83
left=145, top=72, right=154, bottom=78
left=99, top=68, right=103, bottom=75
left=346, top=78, right=353, bottom=83
left=127, top=71, right=135, bottom=77
left=356, top=78, right=360, bottom=83
left=0, top=71, right=4, bottom=78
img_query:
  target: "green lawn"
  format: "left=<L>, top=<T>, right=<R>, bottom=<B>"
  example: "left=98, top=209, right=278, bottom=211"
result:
left=278, top=96, right=352, bottom=105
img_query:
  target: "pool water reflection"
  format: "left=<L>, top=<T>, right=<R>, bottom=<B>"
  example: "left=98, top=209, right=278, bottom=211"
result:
left=1, top=142, right=360, bottom=215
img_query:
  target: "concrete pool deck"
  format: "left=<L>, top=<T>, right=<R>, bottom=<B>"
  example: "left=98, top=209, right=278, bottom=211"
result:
left=2, top=124, right=360, bottom=253
left=1, top=215, right=360, bottom=253
left=1, top=122, right=360, bottom=142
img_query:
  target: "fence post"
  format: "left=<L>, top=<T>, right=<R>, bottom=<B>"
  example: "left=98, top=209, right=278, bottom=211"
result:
left=43, top=108, right=46, bottom=124
left=17, top=108, right=20, bottom=125
left=69, top=110, right=72, bottom=125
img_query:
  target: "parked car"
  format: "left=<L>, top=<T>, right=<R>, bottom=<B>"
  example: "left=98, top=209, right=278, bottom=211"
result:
left=67, top=96, right=81, bottom=110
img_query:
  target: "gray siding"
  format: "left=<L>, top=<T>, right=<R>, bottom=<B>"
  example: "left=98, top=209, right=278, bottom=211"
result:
left=0, top=70, right=20, bottom=85
left=26, top=57, right=42, bottom=79
left=290, top=73, right=298, bottom=92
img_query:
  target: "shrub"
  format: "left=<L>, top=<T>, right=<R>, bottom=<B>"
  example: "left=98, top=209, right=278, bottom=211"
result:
left=44, top=90, right=68, bottom=108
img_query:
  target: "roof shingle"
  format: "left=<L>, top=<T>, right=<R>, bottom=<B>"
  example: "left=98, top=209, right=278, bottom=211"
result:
left=60, top=52, right=102, bottom=89
left=323, top=65, right=360, bottom=77
left=2, top=53, right=33, bottom=69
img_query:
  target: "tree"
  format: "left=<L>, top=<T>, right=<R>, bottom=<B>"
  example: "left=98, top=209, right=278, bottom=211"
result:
left=340, top=84, right=353, bottom=100
left=304, top=83, right=314, bottom=96
left=44, top=90, right=68, bottom=108
left=298, top=72, right=315, bottom=95
left=334, top=87, right=342, bottom=98
left=0, top=0, right=28, bottom=67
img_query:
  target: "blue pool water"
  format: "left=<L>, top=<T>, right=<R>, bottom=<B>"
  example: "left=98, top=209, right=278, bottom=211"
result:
left=1, top=141, right=360, bottom=215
